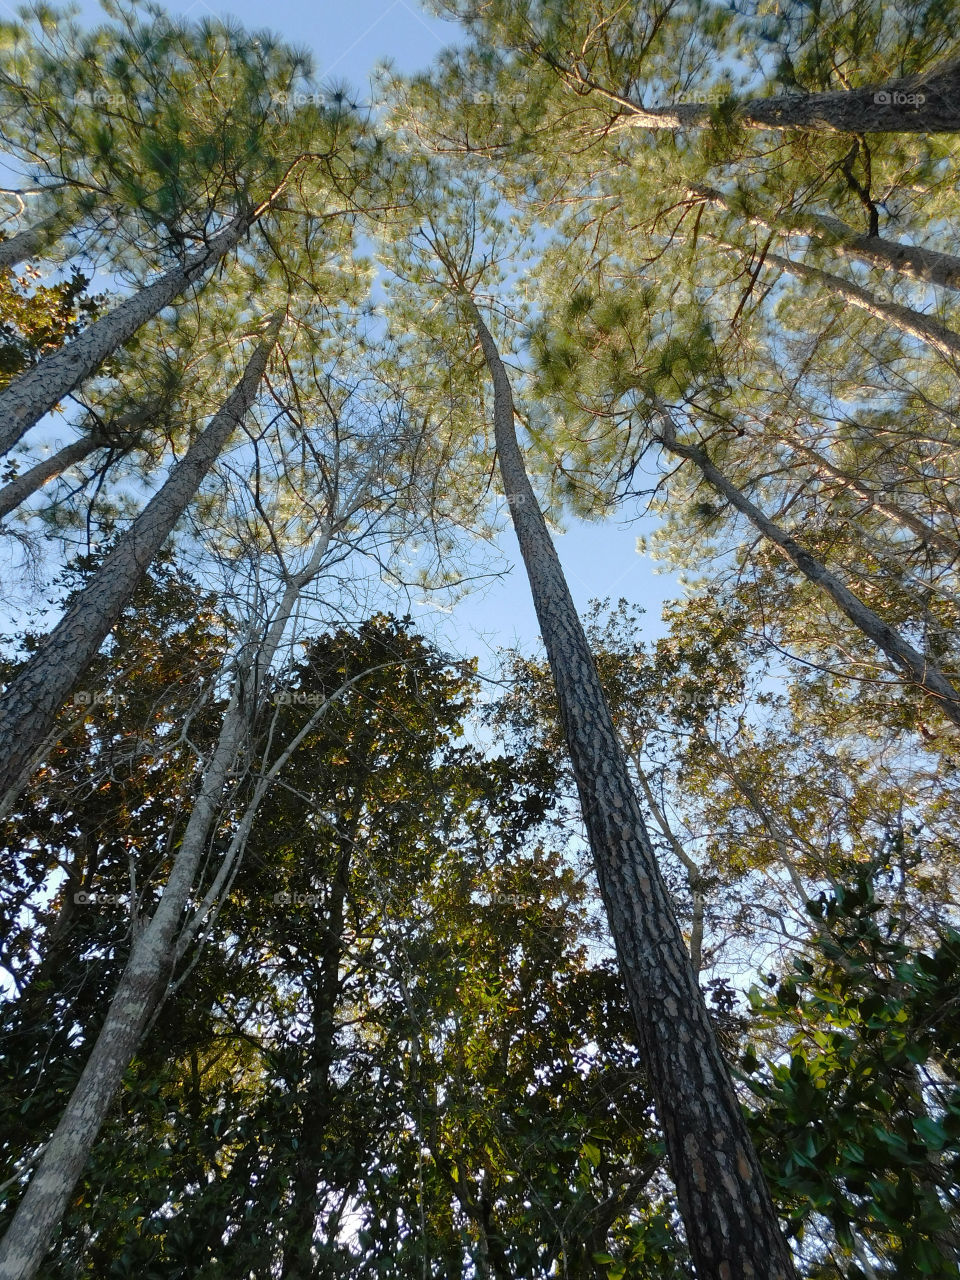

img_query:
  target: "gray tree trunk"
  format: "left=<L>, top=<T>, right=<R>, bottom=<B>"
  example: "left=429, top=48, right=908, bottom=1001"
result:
left=803, top=213, right=960, bottom=294
left=0, top=317, right=280, bottom=805
left=464, top=293, right=797, bottom=1280
left=0, top=684, right=249, bottom=1280
left=689, top=186, right=960, bottom=293
left=736, top=238, right=960, bottom=364
left=780, top=432, right=960, bottom=561
left=0, top=517, right=329, bottom=1280
left=0, top=406, right=160, bottom=521
left=655, top=410, right=960, bottom=728
left=613, top=61, right=960, bottom=133
left=0, top=212, right=66, bottom=271
left=0, top=213, right=252, bottom=457
left=0, top=435, right=102, bottom=520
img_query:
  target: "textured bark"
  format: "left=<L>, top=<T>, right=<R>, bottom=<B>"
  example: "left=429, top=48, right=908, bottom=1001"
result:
left=0, top=435, right=113, bottom=519
left=0, top=505, right=325, bottom=1280
left=781, top=433, right=960, bottom=561
left=464, top=294, right=797, bottom=1279
left=746, top=241, right=960, bottom=364
left=0, top=434, right=103, bottom=520
left=0, top=214, right=251, bottom=457
left=0, top=319, right=280, bottom=806
left=0, top=687, right=248, bottom=1280
left=0, top=212, right=66, bottom=271
left=689, top=186, right=960, bottom=294
left=0, top=406, right=160, bottom=520
left=803, top=213, right=960, bottom=294
left=611, top=62, right=960, bottom=133
left=656, top=414, right=960, bottom=729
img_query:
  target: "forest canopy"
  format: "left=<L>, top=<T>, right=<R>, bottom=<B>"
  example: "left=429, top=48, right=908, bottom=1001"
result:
left=0, top=1, right=958, bottom=1277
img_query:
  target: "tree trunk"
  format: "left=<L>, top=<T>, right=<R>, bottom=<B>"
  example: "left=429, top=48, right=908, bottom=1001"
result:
left=0, top=435, right=103, bottom=520
left=0, top=504, right=327, bottom=1280
left=0, top=681, right=249, bottom=1280
left=0, top=212, right=66, bottom=271
left=611, top=61, right=960, bottom=133
left=801, top=212, right=960, bottom=294
left=0, top=213, right=252, bottom=457
left=726, top=237, right=960, bottom=364
left=0, top=405, right=160, bottom=521
left=462, top=292, right=797, bottom=1280
left=655, top=410, right=960, bottom=728
left=779, top=432, right=960, bottom=561
left=0, top=317, right=280, bottom=805
left=688, top=186, right=960, bottom=294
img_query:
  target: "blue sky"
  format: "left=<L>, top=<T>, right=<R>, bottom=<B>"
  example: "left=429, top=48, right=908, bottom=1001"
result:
left=50, top=0, right=463, bottom=84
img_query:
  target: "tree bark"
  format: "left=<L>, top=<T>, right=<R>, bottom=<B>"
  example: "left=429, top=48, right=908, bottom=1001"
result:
left=779, top=432, right=960, bottom=561
left=726, top=237, right=960, bottom=364
left=0, top=686, right=249, bottom=1280
left=688, top=186, right=960, bottom=294
left=609, top=62, right=960, bottom=134
left=0, top=434, right=103, bottom=520
left=0, top=212, right=66, bottom=271
left=800, top=212, right=960, bottom=294
left=0, top=506, right=329, bottom=1280
left=768, top=245, right=960, bottom=361
left=655, top=410, right=960, bottom=729
left=462, top=292, right=797, bottom=1280
left=0, top=317, right=280, bottom=806
left=0, top=213, right=253, bottom=457
left=0, top=406, right=159, bottom=521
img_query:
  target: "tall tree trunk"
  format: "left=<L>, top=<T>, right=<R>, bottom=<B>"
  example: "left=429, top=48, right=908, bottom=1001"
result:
left=715, top=235, right=960, bottom=364
left=281, top=837, right=353, bottom=1280
left=795, top=212, right=960, bottom=294
left=0, top=212, right=66, bottom=271
left=654, top=409, right=960, bottom=728
left=688, top=185, right=960, bottom=293
left=0, top=434, right=103, bottom=520
left=0, top=213, right=253, bottom=457
left=606, top=61, right=960, bottom=133
left=462, top=291, right=797, bottom=1280
left=779, top=431, right=960, bottom=561
left=0, top=405, right=158, bottom=521
left=0, top=520, right=327, bottom=1280
left=0, top=317, right=281, bottom=805
left=0, top=683, right=250, bottom=1280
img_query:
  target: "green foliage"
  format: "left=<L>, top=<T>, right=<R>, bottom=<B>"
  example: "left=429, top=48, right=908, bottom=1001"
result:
left=743, top=868, right=960, bottom=1274
left=0, top=263, right=102, bottom=389
left=1, top=614, right=678, bottom=1277
left=3, top=1, right=960, bottom=1275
